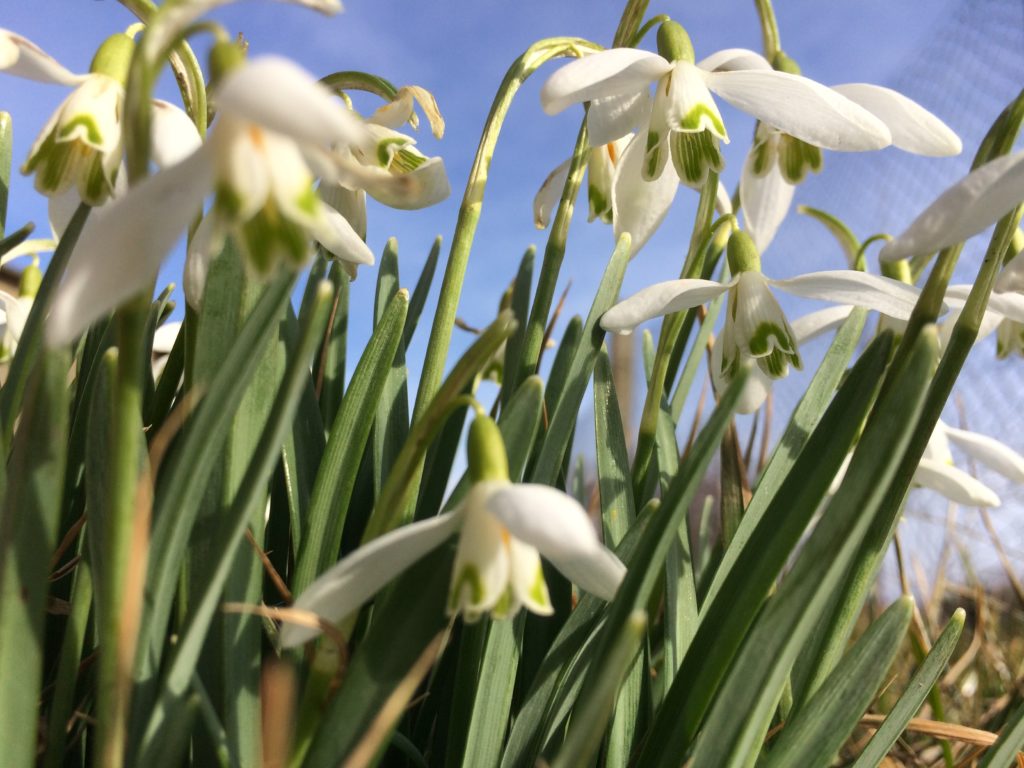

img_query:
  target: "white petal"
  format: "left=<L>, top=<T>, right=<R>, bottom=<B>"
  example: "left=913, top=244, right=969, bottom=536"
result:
left=0, top=29, right=85, bottom=85
left=0, top=291, right=30, bottom=342
left=450, top=499, right=510, bottom=620
left=150, top=99, right=202, bottom=168
left=214, top=118, right=272, bottom=220
left=880, top=152, right=1024, bottom=261
left=484, top=484, right=626, bottom=600
left=704, top=69, right=891, bottom=151
left=732, top=271, right=799, bottom=367
left=152, top=320, right=181, bottom=355
left=313, top=206, right=375, bottom=265
left=601, top=279, right=732, bottom=335
left=533, top=158, right=571, bottom=229
left=48, top=187, right=81, bottom=238
left=790, top=305, right=856, bottom=344
left=540, top=49, right=671, bottom=116
left=612, top=132, right=679, bottom=257
left=215, top=56, right=365, bottom=148
left=715, top=181, right=733, bottom=216
left=740, top=151, right=795, bottom=253
left=282, top=510, right=462, bottom=647
left=914, top=458, right=1000, bottom=508
left=831, top=84, right=961, bottom=157
left=587, top=90, right=649, bottom=146
left=0, top=238, right=56, bottom=266
left=363, top=154, right=451, bottom=210
left=319, top=181, right=366, bottom=240
left=664, top=61, right=728, bottom=141
left=370, top=85, right=445, bottom=139
left=944, top=426, right=1024, bottom=484
left=995, top=249, right=1024, bottom=293
left=697, top=48, right=773, bottom=73
left=945, top=282, right=1024, bottom=324
left=713, top=339, right=773, bottom=414
left=770, top=270, right=925, bottom=321
left=46, top=147, right=213, bottom=347
left=184, top=211, right=222, bottom=310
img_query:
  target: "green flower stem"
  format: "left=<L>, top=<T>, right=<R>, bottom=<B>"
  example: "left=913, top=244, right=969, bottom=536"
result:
left=509, top=119, right=589, bottom=393
left=410, top=37, right=600, bottom=423
left=0, top=111, right=11, bottom=236
left=612, top=0, right=651, bottom=47
left=96, top=294, right=151, bottom=768
left=753, top=0, right=782, bottom=60
left=120, top=0, right=209, bottom=182
left=631, top=173, right=719, bottom=499
left=632, top=15, right=671, bottom=47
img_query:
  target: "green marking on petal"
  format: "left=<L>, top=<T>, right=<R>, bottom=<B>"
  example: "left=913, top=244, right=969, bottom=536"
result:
left=491, top=589, right=514, bottom=619
left=58, top=115, right=104, bottom=146
left=746, top=321, right=796, bottom=358
left=670, top=130, right=724, bottom=190
left=676, top=103, right=726, bottom=140
left=750, top=138, right=774, bottom=177
left=295, top=184, right=320, bottom=217
left=528, top=564, right=551, bottom=609
left=588, top=184, right=611, bottom=223
left=376, top=136, right=411, bottom=167
left=448, top=564, right=485, bottom=613
left=778, top=134, right=823, bottom=184
left=390, top=147, right=427, bottom=174
left=215, top=182, right=244, bottom=219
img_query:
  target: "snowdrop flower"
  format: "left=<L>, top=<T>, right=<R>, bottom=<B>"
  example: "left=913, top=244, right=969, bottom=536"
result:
left=281, top=415, right=626, bottom=647
left=915, top=421, right=1024, bottom=507
left=541, top=21, right=891, bottom=255
left=0, top=256, right=42, bottom=363
left=0, top=28, right=201, bottom=209
left=533, top=136, right=630, bottom=229
left=880, top=150, right=1024, bottom=261
left=740, top=52, right=960, bottom=253
left=47, top=52, right=383, bottom=343
left=601, top=230, right=925, bottom=412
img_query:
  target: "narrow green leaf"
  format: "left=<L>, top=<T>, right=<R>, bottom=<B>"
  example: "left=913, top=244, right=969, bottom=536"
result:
left=293, top=289, right=408, bottom=593
left=851, top=609, right=965, bottom=768
left=0, top=348, right=70, bottom=768
left=0, top=111, right=10, bottom=233
left=135, top=280, right=334, bottom=764
left=680, top=330, right=936, bottom=768
left=317, top=262, right=349, bottom=430
left=762, top=597, right=914, bottom=768
left=593, top=348, right=635, bottom=546
left=550, top=611, right=647, bottom=768
left=542, top=315, right=583, bottom=418
left=978, top=699, right=1024, bottom=767
left=639, top=330, right=891, bottom=764
left=404, top=235, right=442, bottom=351
left=704, top=307, right=867, bottom=607
left=501, top=245, right=537, bottom=408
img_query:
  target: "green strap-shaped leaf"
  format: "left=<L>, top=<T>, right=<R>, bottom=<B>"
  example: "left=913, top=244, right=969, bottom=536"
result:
left=593, top=348, right=635, bottom=546
left=293, top=289, right=409, bottom=593
left=316, top=262, right=349, bottom=431
left=677, top=330, right=937, bottom=768
left=762, top=597, right=914, bottom=768
left=978, top=699, right=1024, bottom=767
left=639, top=329, right=891, bottom=765
left=500, top=245, right=537, bottom=408
left=0, top=348, right=70, bottom=768
left=851, top=609, right=965, bottom=768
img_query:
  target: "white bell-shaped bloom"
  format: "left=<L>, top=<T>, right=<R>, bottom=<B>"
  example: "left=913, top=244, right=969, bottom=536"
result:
left=47, top=55, right=378, bottom=344
left=533, top=136, right=631, bottom=229
left=914, top=420, right=1024, bottom=507
left=281, top=417, right=625, bottom=647
left=602, top=231, right=926, bottom=412
left=541, top=24, right=891, bottom=256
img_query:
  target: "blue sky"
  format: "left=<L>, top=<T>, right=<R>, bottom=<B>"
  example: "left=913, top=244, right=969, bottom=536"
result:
left=5, top=1, right=1024, bottom=581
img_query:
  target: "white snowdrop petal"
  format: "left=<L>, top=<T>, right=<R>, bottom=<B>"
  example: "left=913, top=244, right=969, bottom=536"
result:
left=601, top=279, right=733, bottom=335
left=831, top=84, right=961, bottom=157
left=0, top=28, right=85, bottom=85
left=914, top=458, right=1001, bottom=508
left=740, top=152, right=795, bottom=254
left=697, top=48, right=773, bottom=73
left=943, top=426, right=1024, bottom=484
left=704, top=69, right=891, bottom=151
left=150, top=99, right=202, bottom=168
left=612, top=132, right=679, bottom=258
left=541, top=48, right=672, bottom=115
left=880, top=151, right=1024, bottom=261
left=770, top=270, right=925, bottom=321
left=587, top=90, right=649, bottom=146
left=282, top=510, right=462, bottom=647
left=533, top=158, right=571, bottom=229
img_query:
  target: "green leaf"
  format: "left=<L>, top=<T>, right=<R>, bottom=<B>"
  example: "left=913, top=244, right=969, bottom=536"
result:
left=0, top=348, right=71, bottom=768
left=593, top=349, right=635, bottom=547
left=703, top=307, right=867, bottom=608
left=639, top=329, right=891, bottom=764
left=293, top=289, right=409, bottom=593
left=404, top=235, right=442, bottom=351
left=761, top=597, right=914, bottom=768
left=137, top=271, right=294, bottom=678
left=679, top=329, right=936, bottom=768
left=550, top=611, right=647, bottom=768
left=531, top=233, right=631, bottom=485
left=978, top=699, right=1024, bottom=767
left=134, top=280, right=334, bottom=764
left=851, top=609, right=965, bottom=768
left=317, top=261, right=349, bottom=430
left=501, top=245, right=537, bottom=408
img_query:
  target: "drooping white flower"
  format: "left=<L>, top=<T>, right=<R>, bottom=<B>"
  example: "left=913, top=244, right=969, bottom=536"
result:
left=533, top=136, right=631, bottom=229
left=880, top=151, right=1024, bottom=262
left=541, top=22, right=891, bottom=256
left=917, top=421, right=1024, bottom=507
left=735, top=52, right=960, bottom=254
left=601, top=230, right=926, bottom=412
left=0, top=29, right=200, bottom=208
left=47, top=54, right=382, bottom=342
left=281, top=416, right=626, bottom=647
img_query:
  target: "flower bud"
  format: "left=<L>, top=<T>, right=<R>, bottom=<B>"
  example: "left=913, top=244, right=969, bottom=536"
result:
left=880, top=257, right=912, bottom=284
left=89, top=33, right=134, bottom=84
left=209, top=39, right=246, bottom=90
left=467, top=415, right=510, bottom=483
left=18, top=261, right=42, bottom=299
left=657, top=21, right=695, bottom=64
left=727, top=229, right=762, bottom=274
left=772, top=50, right=801, bottom=75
